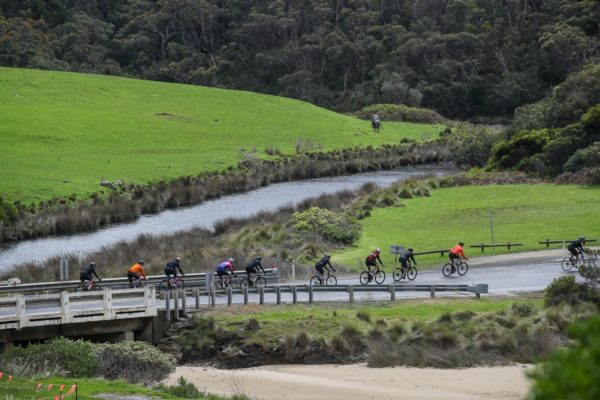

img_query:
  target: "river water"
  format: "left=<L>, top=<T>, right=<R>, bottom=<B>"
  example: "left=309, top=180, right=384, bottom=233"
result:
left=0, top=166, right=449, bottom=271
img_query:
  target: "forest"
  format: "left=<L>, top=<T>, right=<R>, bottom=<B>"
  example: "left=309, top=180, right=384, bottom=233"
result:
left=1, top=0, right=599, bottom=119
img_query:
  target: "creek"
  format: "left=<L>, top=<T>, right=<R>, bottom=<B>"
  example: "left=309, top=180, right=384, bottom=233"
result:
left=0, top=165, right=450, bottom=271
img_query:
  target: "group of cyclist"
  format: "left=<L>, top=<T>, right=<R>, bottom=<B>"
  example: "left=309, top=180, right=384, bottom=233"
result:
left=78, top=237, right=588, bottom=290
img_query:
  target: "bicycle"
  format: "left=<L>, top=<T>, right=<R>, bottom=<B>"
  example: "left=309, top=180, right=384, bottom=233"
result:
left=240, top=271, right=268, bottom=288
left=216, top=272, right=234, bottom=288
left=159, top=275, right=185, bottom=292
left=442, top=259, right=468, bottom=277
left=359, top=265, right=386, bottom=285
left=393, top=261, right=417, bottom=282
left=122, top=277, right=147, bottom=289
left=561, top=253, right=588, bottom=272
left=77, top=279, right=101, bottom=291
left=309, top=269, right=337, bottom=286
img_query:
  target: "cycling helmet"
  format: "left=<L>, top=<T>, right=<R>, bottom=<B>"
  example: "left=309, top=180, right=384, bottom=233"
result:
left=89, top=261, right=96, bottom=267
left=228, top=257, right=234, bottom=263
left=375, top=248, right=381, bottom=252
left=256, top=256, right=262, bottom=260
left=175, top=257, right=181, bottom=261
left=408, top=248, right=413, bottom=252
left=579, top=236, right=586, bottom=241
left=459, top=242, right=464, bottom=246
left=137, top=259, right=145, bottom=265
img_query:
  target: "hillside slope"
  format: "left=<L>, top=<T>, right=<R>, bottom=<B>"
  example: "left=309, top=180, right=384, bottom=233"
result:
left=0, top=67, right=441, bottom=204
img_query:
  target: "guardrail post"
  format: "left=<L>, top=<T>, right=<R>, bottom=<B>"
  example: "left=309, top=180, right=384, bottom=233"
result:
left=193, top=289, right=200, bottom=309
left=389, top=284, right=395, bottom=301
left=60, top=292, right=72, bottom=324
left=15, top=294, right=26, bottom=329
left=226, top=287, right=232, bottom=306
left=103, top=288, right=113, bottom=319
left=259, top=286, right=265, bottom=305
left=180, top=289, right=187, bottom=316
left=430, top=285, right=436, bottom=298
left=165, top=291, right=171, bottom=320
left=243, top=286, right=248, bottom=305
left=173, top=290, right=180, bottom=320
left=292, top=286, right=298, bottom=304
left=276, top=286, right=281, bottom=304
left=308, top=285, right=313, bottom=304
left=210, top=289, right=216, bottom=308
left=348, top=285, right=354, bottom=303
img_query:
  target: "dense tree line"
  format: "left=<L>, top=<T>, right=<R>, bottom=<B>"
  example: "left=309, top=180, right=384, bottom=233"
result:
left=1, top=0, right=599, bottom=119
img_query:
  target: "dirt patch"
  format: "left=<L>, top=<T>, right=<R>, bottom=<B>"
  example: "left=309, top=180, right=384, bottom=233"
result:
left=165, top=363, right=533, bottom=400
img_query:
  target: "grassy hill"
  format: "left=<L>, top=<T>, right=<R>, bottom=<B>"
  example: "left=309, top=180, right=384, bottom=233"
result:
left=0, top=67, right=442, bottom=204
left=334, top=183, right=600, bottom=269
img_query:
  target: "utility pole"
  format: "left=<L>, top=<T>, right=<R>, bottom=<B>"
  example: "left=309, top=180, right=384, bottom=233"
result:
left=489, top=209, right=495, bottom=254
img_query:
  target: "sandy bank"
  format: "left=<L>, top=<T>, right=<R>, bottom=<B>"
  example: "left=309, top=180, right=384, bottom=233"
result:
left=165, top=363, right=533, bottom=400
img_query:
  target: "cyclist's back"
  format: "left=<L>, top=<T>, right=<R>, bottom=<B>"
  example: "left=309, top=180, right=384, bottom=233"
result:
left=568, top=237, right=586, bottom=255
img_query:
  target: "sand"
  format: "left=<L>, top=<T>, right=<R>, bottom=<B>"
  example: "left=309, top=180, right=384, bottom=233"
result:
left=165, top=363, right=533, bottom=400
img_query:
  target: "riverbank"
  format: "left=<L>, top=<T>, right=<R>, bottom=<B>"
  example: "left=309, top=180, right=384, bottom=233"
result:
left=165, top=363, right=533, bottom=400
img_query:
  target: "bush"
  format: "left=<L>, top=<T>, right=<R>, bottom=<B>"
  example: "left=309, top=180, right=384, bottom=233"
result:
left=287, top=207, right=361, bottom=245
left=155, top=376, right=203, bottom=398
left=359, top=104, right=445, bottom=124
left=544, top=276, right=589, bottom=307
left=96, top=341, right=176, bottom=384
left=527, top=315, right=600, bottom=400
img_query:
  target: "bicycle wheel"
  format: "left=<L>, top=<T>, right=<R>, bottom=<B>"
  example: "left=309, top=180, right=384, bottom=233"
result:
left=374, top=270, right=386, bottom=284
left=393, top=268, right=404, bottom=282
left=175, top=280, right=185, bottom=289
left=457, top=262, right=469, bottom=276
left=561, top=257, right=573, bottom=272
left=359, top=271, right=370, bottom=285
left=326, top=275, right=337, bottom=285
left=159, top=280, right=169, bottom=292
left=255, top=276, right=267, bottom=287
left=239, top=277, right=251, bottom=288
left=407, top=267, right=417, bottom=281
left=442, top=263, right=453, bottom=277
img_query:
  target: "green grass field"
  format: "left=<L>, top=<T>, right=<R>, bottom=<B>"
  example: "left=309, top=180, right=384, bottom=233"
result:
left=203, top=297, right=542, bottom=346
left=335, top=183, right=600, bottom=269
left=0, top=67, right=442, bottom=204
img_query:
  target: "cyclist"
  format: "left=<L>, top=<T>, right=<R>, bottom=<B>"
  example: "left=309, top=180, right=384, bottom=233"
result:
left=567, top=236, right=586, bottom=264
left=165, top=257, right=185, bottom=286
left=79, top=261, right=101, bottom=290
left=365, top=248, right=384, bottom=281
left=399, top=248, right=416, bottom=272
left=127, top=260, right=147, bottom=288
left=449, top=242, right=468, bottom=272
left=216, top=258, right=235, bottom=287
left=315, top=255, right=335, bottom=284
left=245, top=256, right=265, bottom=286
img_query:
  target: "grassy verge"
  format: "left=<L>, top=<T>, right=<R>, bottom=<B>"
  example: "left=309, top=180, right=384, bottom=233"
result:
left=0, top=377, right=244, bottom=400
left=190, top=296, right=543, bottom=347
left=336, top=183, right=600, bottom=269
left=0, top=67, right=442, bottom=204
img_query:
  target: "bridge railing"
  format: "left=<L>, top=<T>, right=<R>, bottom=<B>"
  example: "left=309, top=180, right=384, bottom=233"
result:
left=0, top=286, right=157, bottom=331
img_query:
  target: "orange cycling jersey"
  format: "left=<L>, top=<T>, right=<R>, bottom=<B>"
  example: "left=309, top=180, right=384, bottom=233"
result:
left=450, top=245, right=465, bottom=257
left=128, top=263, right=147, bottom=277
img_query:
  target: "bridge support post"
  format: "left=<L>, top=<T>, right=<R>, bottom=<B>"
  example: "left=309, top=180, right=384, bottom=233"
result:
left=259, top=286, right=265, bottom=305
left=308, top=285, right=313, bottom=304
left=165, top=292, right=171, bottom=320
left=60, top=292, right=72, bottom=324
left=173, top=290, right=180, bottom=320
left=180, top=289, right=187, bottom=316
left=276, top=286, right=281, bottom=304
left=210, top=290, right=216, bottom=307
left=348, top=286, right=354, bottom=303
left=227, top=287, right=232, bottom=306
left=243, top=286, right=248, bottom=305
left=103, top=288, right=113, bottom=319
left=292, top=286, right=298, bottom=304
left=389, top=284, right=395, bottom=301
left=430, top=285, right=436, bottom=298
left=193, top=289, right=200, bottom=309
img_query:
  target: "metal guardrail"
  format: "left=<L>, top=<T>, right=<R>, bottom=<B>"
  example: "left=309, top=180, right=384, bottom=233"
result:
left=539, top=239, right=597, bottom=247
left=161, top=283, right=489, bottom=320
left=0, top=286, right=157, bottom=330
left=0, top=269, right=279, bottom=295
left=470, top=243, right=523, bottom=252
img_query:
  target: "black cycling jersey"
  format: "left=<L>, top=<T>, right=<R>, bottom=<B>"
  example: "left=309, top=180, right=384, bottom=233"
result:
left=568, top=239, right=585, bottom=253
left=315, top=256, right=333, bottom=270
left=165, top=259, right=184, bottom=273
left=245, top=257, right=265, bottom=271
left=400, top=251, right=416, bottom=264
left=80, top=264, right=100, bottom=281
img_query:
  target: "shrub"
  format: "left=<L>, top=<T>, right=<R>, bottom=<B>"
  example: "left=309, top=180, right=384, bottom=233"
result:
left=359, top=104, right=446, bottom=124
left=96, top=341, right=176, bottom=384
left=155, top=376, right=203, bottom=398
left=544, top=276, right=589, bottom=307
left=512, top=303, right=537, bottom=317
left=356, top=309, right=371, bottom=323
left=287, top=207, right=361, bottom=245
